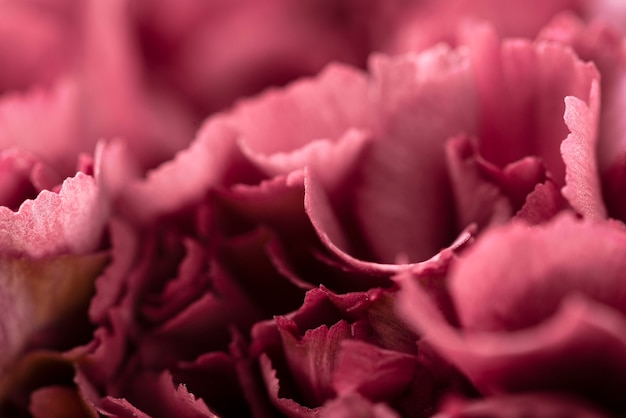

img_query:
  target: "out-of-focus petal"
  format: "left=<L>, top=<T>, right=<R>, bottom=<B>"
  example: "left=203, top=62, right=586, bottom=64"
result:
left=29, top=386, right=97, bottom=418
left=398, top=215, right=626, bottom=412
left=433, top=393, right=609, bottom=418
left=320, top=393, right=401, bottom=418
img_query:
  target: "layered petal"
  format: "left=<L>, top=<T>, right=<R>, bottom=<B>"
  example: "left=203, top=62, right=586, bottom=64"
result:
left=398, top=215, right=626, bottom=412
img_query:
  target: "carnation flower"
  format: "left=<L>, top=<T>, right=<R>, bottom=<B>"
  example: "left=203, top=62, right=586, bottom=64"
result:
left=3, top=1, right=626, bottom=417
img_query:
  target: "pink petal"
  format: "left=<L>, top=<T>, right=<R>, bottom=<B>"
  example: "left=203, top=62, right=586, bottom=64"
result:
left=79, top=0, right=195, bottom=170
left=515, top=181, right=569, bottom=224
left=214, top=228, right=308, bottom=316
left=0, top=81, right=82, bottom=176
left=119, top=115, right=258, bottom=222
left=561, top=81, right=607, bottom=218
left=349, top=46, right=477, bottom=264
left=217, top=170, right=309, bottom=237
left=158, top=0, right=371, bottom=113
left=76, top=309, right=131, bottom=401
left=460, top=22, right=599, bottom=186
left=97, top=398, right=151, bottom=418
left=584, top=0, right=626, bottom=35
left=89, top=219, right=139, bottom=324
left=0, top=3, right=71, bottom=92
left=332, top=340, right=417, bottom=401
left=388, top=0, right=583, bottom=55
left=29, top=386, right=95, bottom=418
left=445, top=135, right=513, bottom=230
left=0, top=172, right=108, bottom=258
left=99, top=371, right=217, bottom=418
left=540, top=16, right=626, bottom=221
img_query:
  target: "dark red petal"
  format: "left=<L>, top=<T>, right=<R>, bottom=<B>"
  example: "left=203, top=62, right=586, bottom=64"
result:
left=233, top=63, right=371, bottom=157
left=398, top=216, right=626, bottom=410
left=0, top=254, right=108, bottom=375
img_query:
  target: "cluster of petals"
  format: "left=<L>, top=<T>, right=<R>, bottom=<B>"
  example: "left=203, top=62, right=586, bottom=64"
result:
left=3, top=0, right=626, bottom=417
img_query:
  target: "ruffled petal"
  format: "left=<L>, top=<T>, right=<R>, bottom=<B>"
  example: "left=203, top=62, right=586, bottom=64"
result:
left=561, top=81, right=606, bottom=218
left=398, top=215, right=626, bottom=411
left=0, top=173, right=108, bottom=258
left=460, top=22, right=599, bottom=186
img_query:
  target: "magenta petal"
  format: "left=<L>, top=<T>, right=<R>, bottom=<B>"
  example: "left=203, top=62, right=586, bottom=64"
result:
left=0, top=172, right=108, bottom=258
left=561, top=81, right=607, bottom=218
